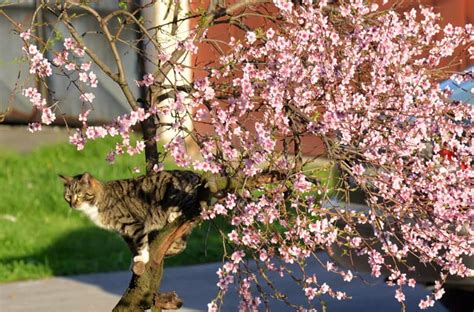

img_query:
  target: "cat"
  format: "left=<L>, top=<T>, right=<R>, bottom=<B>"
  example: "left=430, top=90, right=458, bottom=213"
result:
left=59, top=170, right=209, bottom=265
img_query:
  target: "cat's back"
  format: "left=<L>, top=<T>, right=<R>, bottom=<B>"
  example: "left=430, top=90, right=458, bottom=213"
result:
left=104, top=170, right=204, bottom=204
left=150, top=170, right=204, bottom=200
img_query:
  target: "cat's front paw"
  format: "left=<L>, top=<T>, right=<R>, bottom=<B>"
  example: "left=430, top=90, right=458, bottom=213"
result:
left=132, top=249, right=149, bottom=275
left=133, top=249, right=149, bottom=264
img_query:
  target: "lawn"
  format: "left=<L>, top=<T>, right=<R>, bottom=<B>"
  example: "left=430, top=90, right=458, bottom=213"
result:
left=0, top=137, right=226, bottom=283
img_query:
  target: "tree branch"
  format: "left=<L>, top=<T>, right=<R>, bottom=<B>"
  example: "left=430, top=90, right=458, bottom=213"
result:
left=63, top=1, right=139, bottom=111
left=113, top=216, right=198, bottom=312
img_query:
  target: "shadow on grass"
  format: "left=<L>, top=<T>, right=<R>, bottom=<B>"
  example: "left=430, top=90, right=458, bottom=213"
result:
left=0, top=218, right=227, bottom=291
left=0, top=227, right=131, bottom=281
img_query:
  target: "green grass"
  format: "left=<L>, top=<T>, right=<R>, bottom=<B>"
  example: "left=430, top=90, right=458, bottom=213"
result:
left=0, top=138, right=226, bottom=283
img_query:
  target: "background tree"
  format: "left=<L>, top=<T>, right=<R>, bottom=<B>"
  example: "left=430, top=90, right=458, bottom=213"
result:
left=0, top=0, right=472, bottom=311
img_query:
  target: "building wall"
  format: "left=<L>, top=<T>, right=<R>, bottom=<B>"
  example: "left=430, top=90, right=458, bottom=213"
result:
left=0, top=3, right=139, bottom=125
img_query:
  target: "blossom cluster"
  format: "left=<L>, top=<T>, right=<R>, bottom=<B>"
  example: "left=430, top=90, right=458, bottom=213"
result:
left=70, top=107, right=150, bottom=158
left=135, top=73, right=154, bottom=87
left=24, top=43, right=52, bottom=78
left=54, top=38, right=96, bottom=103
left=22, top=87, right=55, bottom=131
left=179, top=0, right=473, bottom=310
left=20, top=33, right=98, bottom=131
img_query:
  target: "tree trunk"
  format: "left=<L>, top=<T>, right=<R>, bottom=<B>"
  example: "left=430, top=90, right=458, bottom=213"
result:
left=113, top=217, right=196, bottom=311
left=141, top=116, right=160, bottom=174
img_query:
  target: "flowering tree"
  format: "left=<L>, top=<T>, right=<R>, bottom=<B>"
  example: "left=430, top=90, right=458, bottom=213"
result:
left=1, top=0, right=473, bottom=311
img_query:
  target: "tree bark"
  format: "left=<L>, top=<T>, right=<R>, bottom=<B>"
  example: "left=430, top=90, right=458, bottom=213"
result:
left=140, top=116, right=160, bottom=174
left=113, top=217, right=197, bottom=311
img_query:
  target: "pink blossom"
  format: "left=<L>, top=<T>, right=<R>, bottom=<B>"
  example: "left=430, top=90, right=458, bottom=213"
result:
left=80, top=62, right=91, bottom=71
left=352, top=164, right=365, bottom=176
left=28, top=122, right=42, bottom=133
left=165, top=136, right=190, bottom=167
left=213, top=203, right=227, bottom=215
left=78, top=109, right=91, bottom=123
left=135, top=140, right=145, bottom=153
left=63, top=38, right=75, bottom=50
left=79, top=72, right=88, bottom=83
left=231, top=250, right=245, bottom=264
left=53, top=50, right=69, bottom=66
left=259, top=250, right=268, bottom=262
left=319, top=283, right=329, bottom=294
left=65, top=63, right=76, bottom=71
left=419, top=296, right=435, bottom=309
left=183, top=38, right=198, bottom=54
left=88, top=71, right=98, bottom=88
left=85, top=126, right=107, bottom=139
left=25, top=46, right=53, bottom=78
left=342, top=270, right=353, bottom=282
left=304, top=287, right=316, bottom=300
left=266, top=28, right=275, bottom=39
left=28, top=44, right=38, bottom=55
left=294, top=174, right=311, bottom=193
left=135, top=73, right=154, bottom=87
left=335, top=291, right=346, bottom=300
left=350, top=237, right=362, bottom=248
left=69, top=129, right=85, bottom=151
left=246, top=31, right=257, bottom=44
left=74, top=47, right=85, bottom=57
left=395, top=289, right=405, bottom=302
left=41, top=107, right=56, bottom=125
left=228, top=230, right=239, bottom=242
left=20, top=29, right=31, bottom=40
left=80, top=93, right=95, bottom=103
left=326, top=261, right=335, bottom=272
left=22, top=87, right=45, bottom=109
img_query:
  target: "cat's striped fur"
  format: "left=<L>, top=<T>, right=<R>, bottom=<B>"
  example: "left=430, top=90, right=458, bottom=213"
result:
left=60, top=170, right=209, bottom=265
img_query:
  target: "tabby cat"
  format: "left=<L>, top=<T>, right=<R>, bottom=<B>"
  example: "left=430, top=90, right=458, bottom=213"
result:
left=59, top=170, right=209, bottom=265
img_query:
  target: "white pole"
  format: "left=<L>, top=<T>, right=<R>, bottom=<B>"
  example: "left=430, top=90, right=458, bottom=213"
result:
left=141, top=0, right=193, bottom=144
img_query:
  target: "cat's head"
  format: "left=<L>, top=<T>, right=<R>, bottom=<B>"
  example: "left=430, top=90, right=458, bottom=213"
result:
left=59, top=172, right=101, bottom=209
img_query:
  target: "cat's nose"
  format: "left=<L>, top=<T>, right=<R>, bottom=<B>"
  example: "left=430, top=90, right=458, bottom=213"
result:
left=71, top=195, right=78, bottom=207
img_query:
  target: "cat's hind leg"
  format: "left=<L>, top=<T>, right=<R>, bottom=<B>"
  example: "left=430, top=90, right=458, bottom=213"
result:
left=125, top=223, right=149, bottom=264
left=165, top=237, right=187, bottom=257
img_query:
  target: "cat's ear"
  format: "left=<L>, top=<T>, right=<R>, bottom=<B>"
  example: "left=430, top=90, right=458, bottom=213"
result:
left=80, top=172, right=93, bottom=185
left=58, top=174, right=72, bottom=185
